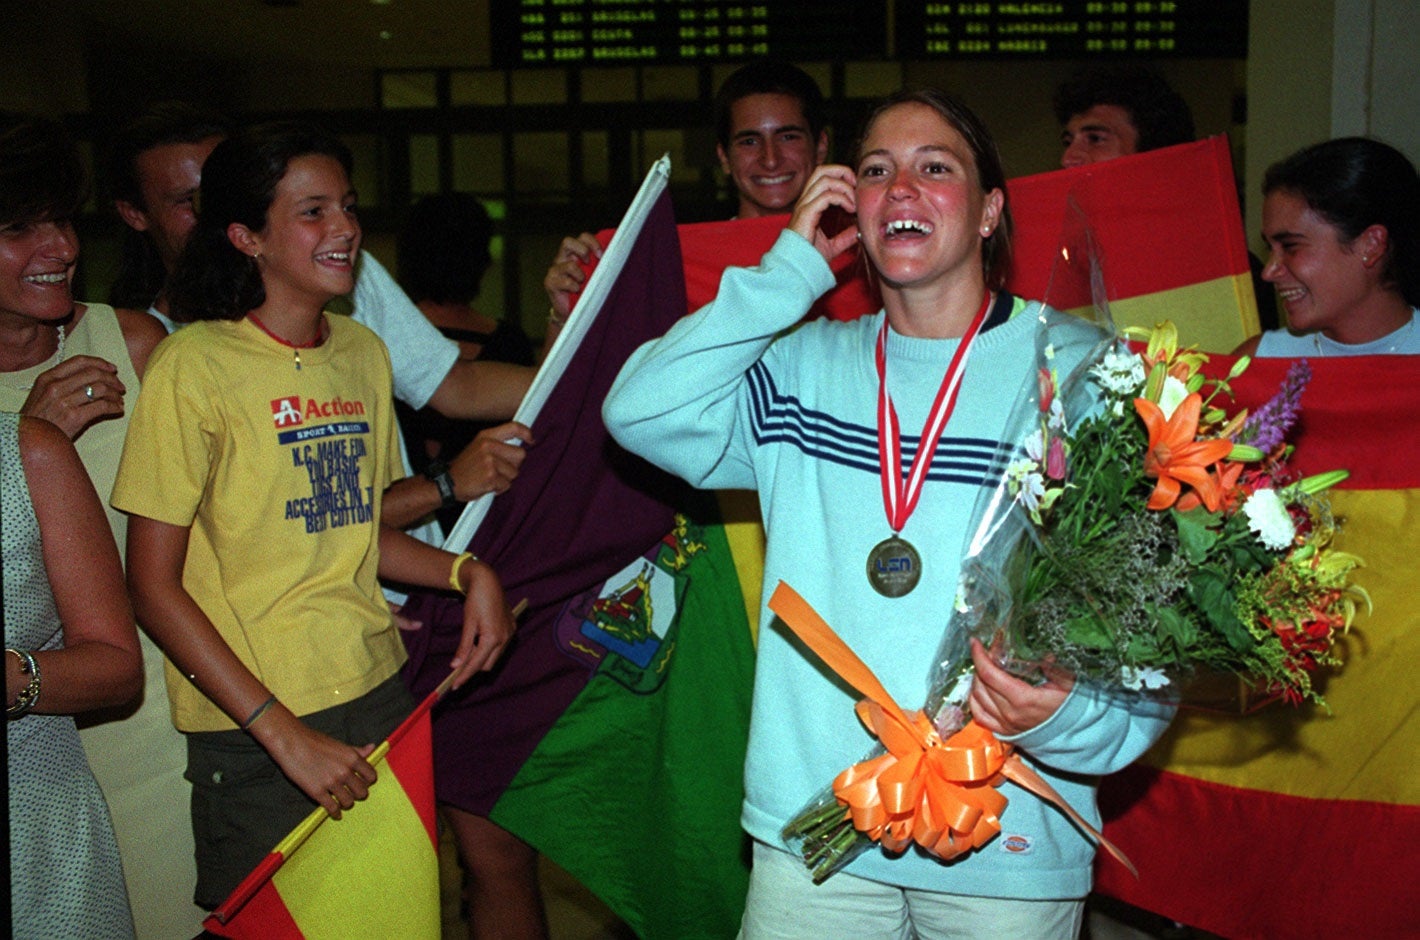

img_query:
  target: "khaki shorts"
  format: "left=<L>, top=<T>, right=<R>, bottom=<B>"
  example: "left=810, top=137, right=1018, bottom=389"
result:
left=185, top=673, right=414, bottom=910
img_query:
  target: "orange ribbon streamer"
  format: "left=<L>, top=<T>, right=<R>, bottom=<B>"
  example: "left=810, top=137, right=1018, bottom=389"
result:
left=768, top=581, right=1136, bottom=875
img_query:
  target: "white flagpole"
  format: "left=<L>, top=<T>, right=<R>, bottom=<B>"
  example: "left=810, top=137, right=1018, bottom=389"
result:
left=441, top=154, right=673, bottom=552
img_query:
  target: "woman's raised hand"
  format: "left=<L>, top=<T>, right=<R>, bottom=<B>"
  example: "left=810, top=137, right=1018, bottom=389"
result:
left=788, top=165, right=859, bottom=263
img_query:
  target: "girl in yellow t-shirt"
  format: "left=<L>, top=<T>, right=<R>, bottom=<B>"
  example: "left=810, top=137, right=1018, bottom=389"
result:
left=114, top=122, right=515, bottom=910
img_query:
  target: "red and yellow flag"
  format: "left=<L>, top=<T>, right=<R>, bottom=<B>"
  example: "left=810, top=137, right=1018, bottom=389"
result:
left=202, top=691, right=441, bottom=939
left=1095, top=354, right=1420, bottom=940
left=1006, top=136, right=1259, bottom=351
left=676, top=136, right=1257, bottom=350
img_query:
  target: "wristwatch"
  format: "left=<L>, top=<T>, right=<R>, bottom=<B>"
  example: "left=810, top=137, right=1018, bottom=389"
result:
left=422, top=460, right=458, bottom=509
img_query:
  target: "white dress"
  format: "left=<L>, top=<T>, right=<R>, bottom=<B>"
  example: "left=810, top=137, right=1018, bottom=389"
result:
left=2, top=412, right=135, bottom=939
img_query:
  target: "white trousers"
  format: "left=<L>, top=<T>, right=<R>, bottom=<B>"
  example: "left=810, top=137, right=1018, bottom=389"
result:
left=739, top=840, right=1084, bottom=940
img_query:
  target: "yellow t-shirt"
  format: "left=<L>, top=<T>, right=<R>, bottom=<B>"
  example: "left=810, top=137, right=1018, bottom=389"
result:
left=112, top=314, right=406, bottom=732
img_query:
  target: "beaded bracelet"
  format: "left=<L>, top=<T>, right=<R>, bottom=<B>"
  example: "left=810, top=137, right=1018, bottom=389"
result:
left=6, top=648, right=41, bottom=719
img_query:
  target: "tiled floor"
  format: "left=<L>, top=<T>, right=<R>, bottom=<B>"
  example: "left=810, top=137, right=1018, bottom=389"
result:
left=539, top=858, right=637, bottom=940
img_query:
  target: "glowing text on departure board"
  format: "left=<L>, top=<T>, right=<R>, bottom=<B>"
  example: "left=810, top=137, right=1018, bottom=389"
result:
left=492, top=0, right=886, bottom=67
left=898, top=0, right=1246, bottom=58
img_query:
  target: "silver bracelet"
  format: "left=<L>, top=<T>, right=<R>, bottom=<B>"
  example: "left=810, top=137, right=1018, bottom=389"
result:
left=6, top=648, right=41, bottom=719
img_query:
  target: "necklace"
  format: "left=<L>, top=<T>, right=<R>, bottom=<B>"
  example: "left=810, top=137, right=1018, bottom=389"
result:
left=247, top=312, right=326, bottom=370
left=0, top=323, right=66, bottom=390
left=1311, top=313, right=1417, bottom=357
left=866, top=292, right=993, bottom=598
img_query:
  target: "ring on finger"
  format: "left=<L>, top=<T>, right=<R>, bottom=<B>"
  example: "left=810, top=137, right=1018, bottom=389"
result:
left=84, top=384, right=95, bottom=401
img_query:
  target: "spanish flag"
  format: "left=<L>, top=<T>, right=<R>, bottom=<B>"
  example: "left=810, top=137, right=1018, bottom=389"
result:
left=676, top=135, right=1259, bottom=351
left=1006, top=135, right=1260, bottom=351
left=1095, top=354, right=1420, bottom=940
left=201, top=691, right=441, bottom=939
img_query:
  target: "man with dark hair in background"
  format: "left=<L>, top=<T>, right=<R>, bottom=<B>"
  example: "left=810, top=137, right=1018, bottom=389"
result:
left=546, top=59, right=830, bottom=312
left=1054, top=63, right=1195, bottom=168
left=108, top=102, right=233, bottom=319
left=1053, top=64, right=1276, bottom=329
left=712, top=58, right=829, bottom=219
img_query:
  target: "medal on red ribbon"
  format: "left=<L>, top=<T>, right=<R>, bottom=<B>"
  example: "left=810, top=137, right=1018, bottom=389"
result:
left=867, top=293, right=992, bottom=597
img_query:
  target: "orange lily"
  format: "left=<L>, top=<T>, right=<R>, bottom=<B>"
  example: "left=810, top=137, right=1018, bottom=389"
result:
left=1176, top=460, right=1246, bottom=513
left=1135, top=394, right=1235, bottom=511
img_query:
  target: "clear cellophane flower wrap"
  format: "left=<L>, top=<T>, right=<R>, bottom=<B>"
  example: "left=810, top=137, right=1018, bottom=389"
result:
left=778, top=203, right=1367, bottom=883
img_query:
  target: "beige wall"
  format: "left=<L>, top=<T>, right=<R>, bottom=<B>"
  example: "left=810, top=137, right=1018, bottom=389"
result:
left=1245, top=0, right=1420, bottom=258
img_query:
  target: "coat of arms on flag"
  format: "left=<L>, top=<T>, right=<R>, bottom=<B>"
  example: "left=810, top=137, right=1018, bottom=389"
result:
left=556, top=515, right=706, bottom=690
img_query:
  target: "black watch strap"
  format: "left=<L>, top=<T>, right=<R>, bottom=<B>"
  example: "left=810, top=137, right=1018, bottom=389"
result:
left=423, top=461, right=458, bottom=508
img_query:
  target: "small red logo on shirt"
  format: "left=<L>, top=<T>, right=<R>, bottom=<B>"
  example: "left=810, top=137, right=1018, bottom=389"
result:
left=1001, top=834, right=1032, bottom=855
left=271, top=396, right=303, bottom=427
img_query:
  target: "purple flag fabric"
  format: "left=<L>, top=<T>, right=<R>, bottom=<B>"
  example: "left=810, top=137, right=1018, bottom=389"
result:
left=398, top=191, right=693, bottom=814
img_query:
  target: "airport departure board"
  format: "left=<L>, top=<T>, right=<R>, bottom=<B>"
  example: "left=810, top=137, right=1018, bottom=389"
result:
left=491, top=1, right=888, bottom=67
left=490, top=1, right=1246, bottom=68
left=897, top=1, right=1248, bottom=59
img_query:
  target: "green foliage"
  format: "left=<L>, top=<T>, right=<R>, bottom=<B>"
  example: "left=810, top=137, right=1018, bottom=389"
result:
left=1174, top=507, right=1221, bottom=563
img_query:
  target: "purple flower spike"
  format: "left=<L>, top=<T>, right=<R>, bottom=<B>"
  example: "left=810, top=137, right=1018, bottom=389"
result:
left=1240, top=359, right=1311, bottom=453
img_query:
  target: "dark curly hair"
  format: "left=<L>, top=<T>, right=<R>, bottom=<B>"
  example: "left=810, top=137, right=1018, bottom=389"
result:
left=167, top=121, right=353, bottom=322
left=1265, top=137, right=1420, bottom=306
left=396, top=192, right=494, bottom=305
left=0, top=112, right=87, bottom=228
left=1052, top=65, right=1194, bottom=153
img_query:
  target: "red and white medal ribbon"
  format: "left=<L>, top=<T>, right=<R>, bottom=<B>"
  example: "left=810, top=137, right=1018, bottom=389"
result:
left=875, top=293, right=992, bottom=533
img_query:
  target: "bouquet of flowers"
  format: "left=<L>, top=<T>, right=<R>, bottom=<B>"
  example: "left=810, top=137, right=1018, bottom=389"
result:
left=983, top=320, right=1367, bottom=705
left=774, top=312, right=1369, bottom=884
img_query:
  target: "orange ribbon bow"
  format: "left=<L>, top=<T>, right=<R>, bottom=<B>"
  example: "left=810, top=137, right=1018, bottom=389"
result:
left=769, top=582, right=1136, bottom=875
